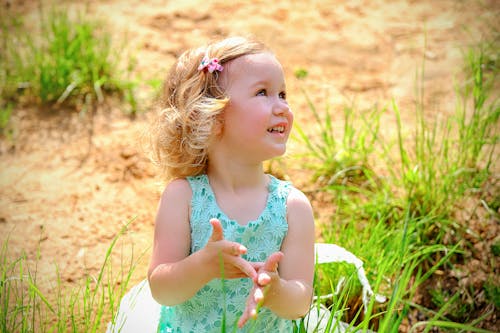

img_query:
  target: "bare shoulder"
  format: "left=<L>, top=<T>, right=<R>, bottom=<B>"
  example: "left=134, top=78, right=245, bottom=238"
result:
left=161, top=178, right=192, bottom=200
left=280, top=186, right=315, bottom=282
left=155, top=178, right=192, bottom=231
left=286, top=186, right=314, bottom=229
left=149, top=178, right=193, bottom=275
left=157, top=178, right=193, bottom=213
left=286, top=187, right=313, bottom=216
left=156, top=178, right=192, bottom=228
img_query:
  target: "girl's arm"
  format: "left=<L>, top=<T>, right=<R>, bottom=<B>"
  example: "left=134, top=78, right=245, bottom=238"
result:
left=148, top=179, right=258, bottom=306
left=239, top=187, right=315, bottom=326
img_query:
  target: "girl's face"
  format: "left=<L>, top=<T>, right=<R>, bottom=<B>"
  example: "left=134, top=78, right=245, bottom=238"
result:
left=217, top=52, right=293, bottom=163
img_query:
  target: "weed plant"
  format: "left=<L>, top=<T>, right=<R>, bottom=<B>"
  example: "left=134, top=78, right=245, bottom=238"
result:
left=293, top=40, right=498, bottom=332
left=0, top=220, right=140, bottom=332
left=0, top=4, right=138, bottom=114
left=294, top=94, right=380, bottom=188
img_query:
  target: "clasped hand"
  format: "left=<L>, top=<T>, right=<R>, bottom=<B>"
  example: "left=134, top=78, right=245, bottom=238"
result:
left=204, top=218, right=283, bottom=328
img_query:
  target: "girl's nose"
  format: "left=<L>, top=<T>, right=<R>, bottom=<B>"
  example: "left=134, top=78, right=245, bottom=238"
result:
left=272, top=98, right=290, bottom=116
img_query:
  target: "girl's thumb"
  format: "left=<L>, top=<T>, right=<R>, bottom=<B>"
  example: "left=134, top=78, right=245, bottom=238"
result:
left=209, top=218, right=224, bottom=242
left=263, top=252, right=283, bottom=271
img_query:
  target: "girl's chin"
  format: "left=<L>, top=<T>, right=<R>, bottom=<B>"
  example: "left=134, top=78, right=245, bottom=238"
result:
left=266, top=146, right=287, bottom=159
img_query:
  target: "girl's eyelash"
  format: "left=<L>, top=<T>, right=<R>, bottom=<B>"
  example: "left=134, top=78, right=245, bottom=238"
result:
left=256, top=89, right=286, bottom=99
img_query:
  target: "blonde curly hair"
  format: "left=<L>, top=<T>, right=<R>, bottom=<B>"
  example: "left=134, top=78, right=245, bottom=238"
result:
left=150, top=36, right=269, bottom=182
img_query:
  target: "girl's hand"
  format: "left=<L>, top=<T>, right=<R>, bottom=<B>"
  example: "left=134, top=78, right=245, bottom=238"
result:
left=237, top=252, right=284, bottom=328
left=203, top=218, right=258, bottom=280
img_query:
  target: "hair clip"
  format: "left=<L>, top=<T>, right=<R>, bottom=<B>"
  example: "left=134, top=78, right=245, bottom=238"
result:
left=198, top=56, right=223, bottom=73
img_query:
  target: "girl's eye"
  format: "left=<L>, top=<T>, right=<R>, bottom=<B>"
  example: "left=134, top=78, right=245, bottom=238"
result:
left=279, top=91, right=287, bottom=100
left=256, top=89, right=267, bottom=96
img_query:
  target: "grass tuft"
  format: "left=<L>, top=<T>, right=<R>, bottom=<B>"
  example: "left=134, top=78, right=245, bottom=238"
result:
left=0, top=219, right=141, bottom=332
left=292, top=38, right=499, bottom=331
left=0, top=4, right=138, bottom=113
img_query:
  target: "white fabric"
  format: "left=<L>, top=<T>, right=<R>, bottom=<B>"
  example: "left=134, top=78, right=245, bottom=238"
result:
left=106, top=280, right=161, bottom=333
left=314, top=243, right=387, bottom=313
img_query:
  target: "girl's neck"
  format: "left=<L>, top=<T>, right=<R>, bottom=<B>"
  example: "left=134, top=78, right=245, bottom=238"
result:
left=206, top=160, right=270, bottom=226
left=206, top=160, right=267, bottom=192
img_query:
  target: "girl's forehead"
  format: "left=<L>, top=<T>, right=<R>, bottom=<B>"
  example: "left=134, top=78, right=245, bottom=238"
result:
left=230, top=52, right=281, bottom=71
left=220, top=52, right=284, bottom=86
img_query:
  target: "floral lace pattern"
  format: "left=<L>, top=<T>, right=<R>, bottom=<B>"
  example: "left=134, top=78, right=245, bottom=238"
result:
left=158, top=174, right=294, bottom=333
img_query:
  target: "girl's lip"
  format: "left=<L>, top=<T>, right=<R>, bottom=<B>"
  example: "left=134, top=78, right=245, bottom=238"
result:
left=267, top=122, right=288, bottom=132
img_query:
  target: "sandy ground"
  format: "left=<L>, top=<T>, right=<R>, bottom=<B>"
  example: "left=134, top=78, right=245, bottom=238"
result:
left=1, top=0, right=498, bottom=329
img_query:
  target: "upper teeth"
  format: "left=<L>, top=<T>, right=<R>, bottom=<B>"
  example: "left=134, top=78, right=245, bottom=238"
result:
left=268, top=126, right=284, bottom=133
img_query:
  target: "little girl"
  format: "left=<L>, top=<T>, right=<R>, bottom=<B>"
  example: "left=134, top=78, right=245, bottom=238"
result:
left=148, top=36, right=315, bottom=332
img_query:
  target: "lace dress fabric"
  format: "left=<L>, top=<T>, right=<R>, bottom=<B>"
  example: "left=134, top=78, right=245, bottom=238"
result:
left=158, top=174, right=294, bottom=333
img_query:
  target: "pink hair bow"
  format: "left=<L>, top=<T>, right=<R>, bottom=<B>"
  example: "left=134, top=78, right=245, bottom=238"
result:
left=198, top=56, right=223, bottom=73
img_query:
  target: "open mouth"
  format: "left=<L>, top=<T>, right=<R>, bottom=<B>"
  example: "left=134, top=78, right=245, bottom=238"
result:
left=267, top=126, right=285, bottom=134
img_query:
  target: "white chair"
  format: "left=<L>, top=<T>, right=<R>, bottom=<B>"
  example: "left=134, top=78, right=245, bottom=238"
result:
left=107, top=243, right=385, bottom=333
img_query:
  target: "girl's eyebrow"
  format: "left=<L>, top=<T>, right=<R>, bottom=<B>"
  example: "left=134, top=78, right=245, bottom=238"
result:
left=250, top=80, right=286, bottom=90
left=249, top=80, right=268, bottom=87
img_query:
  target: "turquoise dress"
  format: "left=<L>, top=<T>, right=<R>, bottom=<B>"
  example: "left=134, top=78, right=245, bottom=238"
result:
left=158, top=174, right=294, bottom=333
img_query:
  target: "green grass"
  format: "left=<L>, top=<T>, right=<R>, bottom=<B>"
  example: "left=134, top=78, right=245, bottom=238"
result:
left=0, top=6, right=498, bottom=333
left=292, top=40, right=498, bottom=332
left=0, top=104, right=13, bottom=139
left=293, top=94, right=380, bottom=187
left=0, top=4, right=138, bottom=114
left=0, top=219, right=141, bottom=332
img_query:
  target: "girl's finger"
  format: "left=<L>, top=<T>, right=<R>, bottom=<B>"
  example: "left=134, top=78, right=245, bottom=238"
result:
left=257, top=272, right=271, bottom=286
left=222, top=241, right=247, bottom=256
left=262, top=251, right=283, bottom=271
left=251, top=262, right=264, bottom=270
left=253, top=286, right=264, bottom=303
left=228, top=256, right=257, bottom=280
left=237, top=311, right=248, bottom=328
left=209, top=218, right=224, bottom=242
left=238, top=291, right=258, bottom=328
left=238, top=299, right=252, bottom=327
